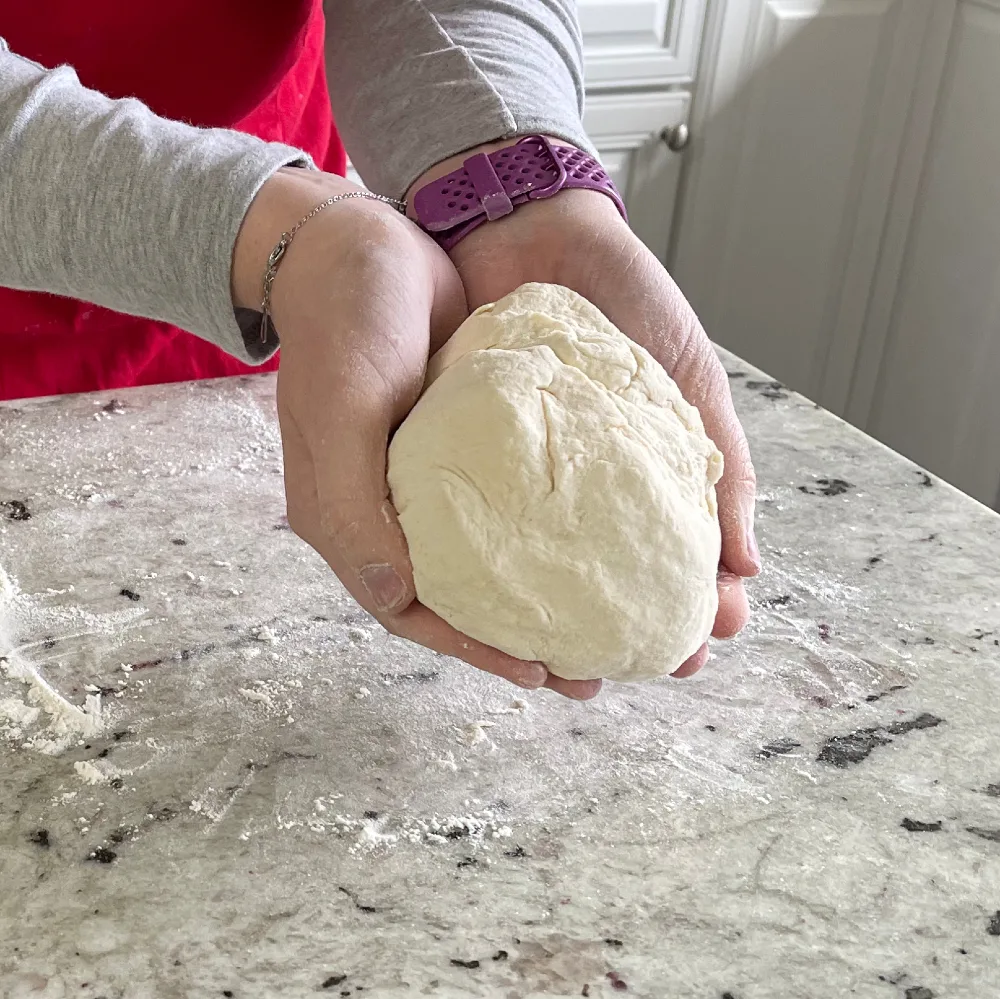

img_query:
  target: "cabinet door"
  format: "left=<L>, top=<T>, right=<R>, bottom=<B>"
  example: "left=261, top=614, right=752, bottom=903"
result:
left=586, top=91, right=690, bottom=262
left=671, top=0, right=936, bottom=403
left=855, top=0, right=1000, bottom=506
left=580, top=0, right=707, bottom=87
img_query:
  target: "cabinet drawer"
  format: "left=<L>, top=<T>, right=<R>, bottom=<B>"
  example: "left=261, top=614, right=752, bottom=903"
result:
left=580, top=0, right=706, bottom=87
left=586, top=90, right=691, bottom=262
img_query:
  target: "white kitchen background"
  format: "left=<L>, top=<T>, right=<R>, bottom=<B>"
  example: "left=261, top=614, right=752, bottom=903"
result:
left=351, top=0, right=1000, bottom=511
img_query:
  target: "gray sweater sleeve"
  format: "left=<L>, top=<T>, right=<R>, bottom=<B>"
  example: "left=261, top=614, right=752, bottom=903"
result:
left=0, top=39, right=313, bottom=361
left=324, top=0, right=593, bottom=198
left=0, top=2, right=589, bottom=364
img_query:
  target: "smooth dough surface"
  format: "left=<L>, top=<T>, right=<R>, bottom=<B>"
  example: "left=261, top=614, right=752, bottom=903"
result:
left=387, top=283, right=723, bottom=682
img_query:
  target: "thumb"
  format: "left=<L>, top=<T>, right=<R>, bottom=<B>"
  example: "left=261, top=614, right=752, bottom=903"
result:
left=672, top=348, right=760, bottom=578
left=314, top=393, right=417, bottom=615
left=280, top=385, right=416, bottom=616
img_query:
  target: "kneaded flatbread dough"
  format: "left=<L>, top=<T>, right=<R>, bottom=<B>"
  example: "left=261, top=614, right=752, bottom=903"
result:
left=387, top=283, right=722, bottom=682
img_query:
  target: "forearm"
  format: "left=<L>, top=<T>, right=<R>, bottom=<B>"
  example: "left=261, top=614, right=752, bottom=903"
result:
left=0, top=39, right=312, bottom=361
left=324, top=0, right=593, bottom=199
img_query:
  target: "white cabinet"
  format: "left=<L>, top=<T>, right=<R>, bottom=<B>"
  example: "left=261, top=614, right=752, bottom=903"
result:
left=854, top=0, right=1000, bottom=507
left=672, top=0, right=1000, bottom=506
left=586, top=92, right=690, bottom=262
left=579, top=0, right=707, bottom=86
left=671, top=0, right=936, bottom=400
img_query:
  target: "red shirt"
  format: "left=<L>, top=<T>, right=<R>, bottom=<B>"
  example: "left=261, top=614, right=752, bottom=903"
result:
left=0, top=0, right=346, bottom=401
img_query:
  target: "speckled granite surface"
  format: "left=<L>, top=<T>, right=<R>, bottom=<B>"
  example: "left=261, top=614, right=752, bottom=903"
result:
left=1, top=354, right=998, bottom=999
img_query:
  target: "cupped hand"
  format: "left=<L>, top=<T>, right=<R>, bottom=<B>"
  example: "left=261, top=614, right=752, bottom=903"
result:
left=437, top=181, right=760, bottom=677
left=232, top=168, right=600, bottom=699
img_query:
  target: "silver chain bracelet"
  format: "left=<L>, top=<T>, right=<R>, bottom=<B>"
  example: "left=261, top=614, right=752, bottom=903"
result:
left=259, top=191, right=407, bottom=343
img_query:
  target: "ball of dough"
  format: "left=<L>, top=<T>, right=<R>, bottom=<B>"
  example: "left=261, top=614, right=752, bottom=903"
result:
left=387, top=283, right=723, bottom=682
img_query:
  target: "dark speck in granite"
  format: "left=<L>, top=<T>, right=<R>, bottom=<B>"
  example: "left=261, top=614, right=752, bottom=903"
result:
left=817, top=727, right=892, bottom=767
left=798, top=478, right=853, bottom=497
left=904, top=988, right=934, bottom=999
left=2, top=499, right=31, bottom=521
left=818, top=623, right=831, bottom=642
left=705, top=724, right=718, bottom=732
left=86, top=847, right=117, bottom=864
left=605, top=970, right=628, bottom=991
left=456, top=856, right=478, bottom=869
left=503, top=845, right=528, bottom=858
left=604, top=938, right=623, bottom=948
left=170, top=538, right=187, bottom=546
left=744, top=379, right=787, bottom=400
left=885, top=714, right=944, bottom=736
left=119, top=588, right=141, bottom=602
left=915, top=471, right=934, bottom=487
left=726, top=371, right=746, bottom=379
left=865, top=685, right=908, bottom=703
left=966, top=827, right=1000, bottom=843
left=321, top=975, right=347, bottom=989
left=380, top=670, right=439, bottom=684
left=864, top=555, right=883, bottom=571
left=28, top=829, right=50, bottom=848
left=492, top=950, right=507, bottom=961
left=337, top=886, right=378, bottom=914
left=984, top=784, right=1000, bottom=798
left=988, top=912, right=1000, bottom=936
left=758, top=738, right=801, bottom=760
left=901, top=818, right=943, bottom=833
left=817, top=715, right=943, bottom=767
left=763, top=594, right=792, bottom=607
left=450, top=959, right=480, bottom=969
left=102, top=398, right=126, bottom=414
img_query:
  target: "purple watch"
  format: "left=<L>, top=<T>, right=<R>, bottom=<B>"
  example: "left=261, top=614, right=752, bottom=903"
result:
left=412, top=135, right=627, bottom=251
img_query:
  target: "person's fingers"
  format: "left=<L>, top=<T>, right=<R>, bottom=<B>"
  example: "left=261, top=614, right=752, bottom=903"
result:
left=279, top=376, right=416, bottom=617
left=670, top=334, right=760, bottom=580
left=671, top=643, right=710, bottom=678
left=712, top=570, right=750, bottom=639
left=380, top=601, right=549, bottom=690
left=543, top=674, right=603, bottom=700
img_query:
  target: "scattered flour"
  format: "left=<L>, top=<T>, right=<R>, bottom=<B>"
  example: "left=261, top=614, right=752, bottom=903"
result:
left=457, top=719, right=496, bottom=747
left=287, top=803, right=515, bottom=855
left=239, top=687, right=275, bottom=708
left=74, top=760, right=108, bottom=785
left=0, top=562, right=144, bottom=755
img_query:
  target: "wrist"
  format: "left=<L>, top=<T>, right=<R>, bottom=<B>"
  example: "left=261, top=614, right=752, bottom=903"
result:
left=231, top=168, right=358, bottom=312
left=407, top=136, right=627, bottom=263
left=405, top=137, right=534, bottom=214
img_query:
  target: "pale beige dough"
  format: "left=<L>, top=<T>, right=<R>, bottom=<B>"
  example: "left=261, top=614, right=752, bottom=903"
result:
left=387, top=283, right=723, bottom=682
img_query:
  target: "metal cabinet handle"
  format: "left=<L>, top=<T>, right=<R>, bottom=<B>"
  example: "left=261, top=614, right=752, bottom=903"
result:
left=660, top=123, right=690, bottom=152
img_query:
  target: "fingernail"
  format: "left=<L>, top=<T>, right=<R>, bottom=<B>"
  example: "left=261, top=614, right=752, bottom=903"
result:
left=359, top=563, right=407, bottom=612
left=515, top=662, right=547, bottom=689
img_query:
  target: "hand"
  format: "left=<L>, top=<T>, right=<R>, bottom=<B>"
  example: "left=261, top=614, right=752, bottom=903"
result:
left=232, top=168, right=600, bottom=699
left=410, top=150, right=760, bottom=679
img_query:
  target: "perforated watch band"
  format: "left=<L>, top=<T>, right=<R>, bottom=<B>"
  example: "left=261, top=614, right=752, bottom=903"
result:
left=412, top=135, right=627, bottom=251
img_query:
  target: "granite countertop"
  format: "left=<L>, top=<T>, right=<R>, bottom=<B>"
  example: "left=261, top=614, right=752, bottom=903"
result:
left=1, top=354, right=998, bottom=999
